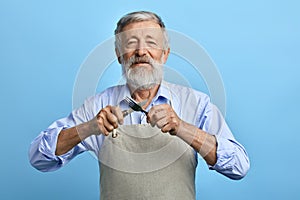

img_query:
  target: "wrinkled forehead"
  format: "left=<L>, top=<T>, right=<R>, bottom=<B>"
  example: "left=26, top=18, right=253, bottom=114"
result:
left=117, top=21, right=165, bottom=41
left=121, top=27, right=164, bottom=40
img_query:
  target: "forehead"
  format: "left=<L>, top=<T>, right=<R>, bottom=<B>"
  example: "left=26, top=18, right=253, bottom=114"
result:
left=120, top=21, right=164, bottom=39
left=122, top=20, right=162, bottom=31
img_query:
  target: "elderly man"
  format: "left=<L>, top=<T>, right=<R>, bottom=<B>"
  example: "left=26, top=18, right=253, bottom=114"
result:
left=29, top=11, right=250, bottom=200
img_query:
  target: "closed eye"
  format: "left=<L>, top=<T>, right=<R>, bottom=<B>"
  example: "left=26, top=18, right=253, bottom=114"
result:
left=126, top=40, right=138, bottom=48
left=146, top=40, right=158, bottom=47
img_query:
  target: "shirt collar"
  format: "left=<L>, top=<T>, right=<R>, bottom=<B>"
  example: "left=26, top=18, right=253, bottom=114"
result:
left=118, top=84, right=132, bottom=107
left=152, top=81, right=172, bottom=103
left=118, top=81, right=173, bottom=106
left=119, top=84, right=131, bottom=100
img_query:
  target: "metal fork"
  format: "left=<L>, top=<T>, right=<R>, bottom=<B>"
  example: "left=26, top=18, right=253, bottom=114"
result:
left=111, top=99, right=148, bottom=138
left=124, top=96, right=148, bottom=115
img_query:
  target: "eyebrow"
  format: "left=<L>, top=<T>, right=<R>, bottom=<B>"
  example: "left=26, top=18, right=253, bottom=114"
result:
left=125, top=36, right=138, bottom=42
left=125, top=35, right=158, bottom=42
left=145, top=35, right=158, bottom=40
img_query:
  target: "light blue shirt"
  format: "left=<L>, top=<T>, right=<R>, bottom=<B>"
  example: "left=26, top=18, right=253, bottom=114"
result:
left=29, top=81, right=250, bottom=180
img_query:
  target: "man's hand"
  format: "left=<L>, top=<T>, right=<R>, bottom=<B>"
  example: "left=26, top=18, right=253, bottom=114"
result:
left=93, top=105, right=124, bottom=136
left=147, top=104, right=182, bottom=135
left=146, top=104, right=217, bottom=165
left=55, top=105, right=123, bottom=156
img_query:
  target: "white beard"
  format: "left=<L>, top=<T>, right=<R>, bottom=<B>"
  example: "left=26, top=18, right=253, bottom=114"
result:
left=121, top=55, right=164, bottom=91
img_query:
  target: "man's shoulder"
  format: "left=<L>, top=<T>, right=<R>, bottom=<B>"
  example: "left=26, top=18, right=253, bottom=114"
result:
left=83, top=84, right=127, bottom=104
left=99, top=84, right=127, bottom=95
left=162, top=81, right=209, bottom=99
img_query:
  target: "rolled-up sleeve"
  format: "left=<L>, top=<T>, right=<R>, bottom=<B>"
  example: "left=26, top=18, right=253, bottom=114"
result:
left=28, top=116, right=87, bottom=172
left=200, top=103, right=250, bottom=180
left=28, top=96, right=99, bottom=172
left=210, top=136, right=250, bottom=180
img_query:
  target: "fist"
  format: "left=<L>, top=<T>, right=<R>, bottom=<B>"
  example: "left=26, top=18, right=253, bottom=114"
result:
left=94, top=105, right=123, bottom=136
left=147, top=104, right=182, bottom=135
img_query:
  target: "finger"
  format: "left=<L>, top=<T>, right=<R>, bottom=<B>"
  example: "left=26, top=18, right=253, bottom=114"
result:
left=111, top=106, right=124, bottom=125
left=147, top=104, right=167, bottom=117
left=147, top=105, right=168, bottom=125
left=106, top=111, right=119, bottom=129
left=155, top=117, right=169, bottom=129
left=150, top=110, right=167, bottom=127
left=97, top=116, right=110, bottom=136
left=101, top=106, right=119, bottom=129
left=161, top=123, right=176, bottom=134
left=161, top=117, right=180, bottom=135
left=98, top=110, right=116, bottom=134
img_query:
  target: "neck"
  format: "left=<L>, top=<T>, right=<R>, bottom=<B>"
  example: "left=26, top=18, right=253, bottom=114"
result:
left=129, top=84, right=160, bottom=108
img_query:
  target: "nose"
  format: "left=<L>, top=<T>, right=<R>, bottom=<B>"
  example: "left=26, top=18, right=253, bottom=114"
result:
left=135, top=42, right=148, bottom=56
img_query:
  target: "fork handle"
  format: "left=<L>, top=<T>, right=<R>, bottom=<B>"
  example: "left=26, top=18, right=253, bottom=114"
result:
left=142, top=110, right=148, bottom=115
left=122, top=110, right=130, bottom=117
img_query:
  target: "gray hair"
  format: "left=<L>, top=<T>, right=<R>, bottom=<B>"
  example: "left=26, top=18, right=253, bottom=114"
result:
left=114, top=11, right=169, bottom=51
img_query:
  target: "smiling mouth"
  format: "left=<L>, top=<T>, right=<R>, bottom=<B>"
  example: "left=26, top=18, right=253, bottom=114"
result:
left=129, top=56, right=152, bottom=67
left=132, top=62, right=151, bottom=66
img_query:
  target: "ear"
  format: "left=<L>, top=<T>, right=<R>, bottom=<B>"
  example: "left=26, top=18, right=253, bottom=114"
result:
left=115, top=48, right=122, bottom=64
left=162, top=48, right=170, bottom=64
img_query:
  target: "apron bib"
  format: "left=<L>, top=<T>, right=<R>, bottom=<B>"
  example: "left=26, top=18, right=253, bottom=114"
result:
left=98, top=124, right=197, bottom=200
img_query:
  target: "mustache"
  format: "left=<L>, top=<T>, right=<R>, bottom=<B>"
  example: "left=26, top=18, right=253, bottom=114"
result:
left=125, top=55, right=154, bottom=67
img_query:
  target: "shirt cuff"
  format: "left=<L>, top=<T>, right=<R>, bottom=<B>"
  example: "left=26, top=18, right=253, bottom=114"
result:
left=208, top=136, right=249, bottom=180
left=209, top=136, right=236, bottom=170
left=40, top=126, right=74, bottom=163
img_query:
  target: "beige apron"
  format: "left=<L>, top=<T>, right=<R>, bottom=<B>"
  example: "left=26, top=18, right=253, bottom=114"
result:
left=98, top=124, right=197, bottom=200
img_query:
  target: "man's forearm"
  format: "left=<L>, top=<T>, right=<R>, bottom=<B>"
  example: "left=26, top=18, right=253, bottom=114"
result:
left=176, top=121, right=217, bottom=166
left=55, top=118, right=99, bottom=156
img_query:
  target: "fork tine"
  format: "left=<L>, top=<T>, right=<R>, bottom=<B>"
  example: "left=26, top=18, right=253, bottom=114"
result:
left=124, top=96, right=148, bottom=114
left=125, top=96, right=135, bottom=105
left=124, top=97, right=133, bottom=106
left=124, top=96, right=132, bottom=104
left=124, top=96, right=129, bottom=102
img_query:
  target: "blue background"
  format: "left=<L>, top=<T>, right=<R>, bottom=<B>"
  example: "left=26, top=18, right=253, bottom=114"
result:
left=1, top=0, right=299, bottom=199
